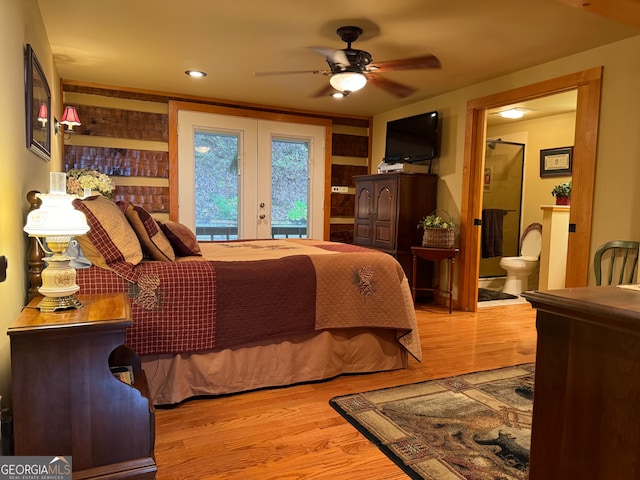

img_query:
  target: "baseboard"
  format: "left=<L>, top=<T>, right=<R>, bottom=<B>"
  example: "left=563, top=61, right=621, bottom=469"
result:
left=478, top=276, right=506, bottom=290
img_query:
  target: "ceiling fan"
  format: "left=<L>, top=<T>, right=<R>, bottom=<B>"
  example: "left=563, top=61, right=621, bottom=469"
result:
left=256, top=26, right=441, bottom=98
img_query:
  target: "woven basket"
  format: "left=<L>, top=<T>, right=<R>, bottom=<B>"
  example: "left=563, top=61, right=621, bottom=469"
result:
left=422, top=227, right=455, bottom=248
left=421, top=210, right=455, bottom=248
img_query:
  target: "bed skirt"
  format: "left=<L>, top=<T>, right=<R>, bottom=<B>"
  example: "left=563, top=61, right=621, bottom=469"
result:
left=141, top=327, right=407, bottom=405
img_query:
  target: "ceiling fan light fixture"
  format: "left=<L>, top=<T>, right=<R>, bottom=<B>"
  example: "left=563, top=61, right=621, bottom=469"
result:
left=329, top=72, right=366, bottom=93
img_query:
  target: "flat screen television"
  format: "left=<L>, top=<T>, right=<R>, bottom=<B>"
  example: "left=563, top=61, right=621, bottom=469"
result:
left=383, top=111, right=439, bottom=164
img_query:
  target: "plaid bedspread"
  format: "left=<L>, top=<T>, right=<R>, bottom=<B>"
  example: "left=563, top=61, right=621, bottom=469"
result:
left=75, top=239, right=421, bottom=360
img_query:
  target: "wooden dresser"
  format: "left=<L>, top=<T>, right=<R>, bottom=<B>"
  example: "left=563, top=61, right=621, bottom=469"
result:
left=8, top=293, right=156, bottom=479
left=524, top=286, right=640, bottom=480
left=353, top=173, right=437, bottom=283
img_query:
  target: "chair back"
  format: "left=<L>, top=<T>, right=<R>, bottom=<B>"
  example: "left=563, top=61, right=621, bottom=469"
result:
left=594, top=240, right=640, bottom=286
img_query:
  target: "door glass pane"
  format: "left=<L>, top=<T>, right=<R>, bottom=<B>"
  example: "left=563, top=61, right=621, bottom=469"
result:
left=271, top=139, right=308, bottom=238
left=194, top=130, right=239, bottom=240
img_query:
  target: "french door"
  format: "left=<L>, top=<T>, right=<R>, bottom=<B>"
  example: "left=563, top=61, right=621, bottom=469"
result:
left=177, top=110, right=326, bottom=240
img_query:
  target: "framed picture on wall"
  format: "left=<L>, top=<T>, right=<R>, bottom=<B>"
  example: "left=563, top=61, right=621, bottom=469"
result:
left=25, top=44, right=51, bottom=161
left=540, top=146, right=572, bottom=177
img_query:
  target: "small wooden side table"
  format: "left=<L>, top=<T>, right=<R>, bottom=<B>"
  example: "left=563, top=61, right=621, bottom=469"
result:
left=411, top=246, right=459, bottom=313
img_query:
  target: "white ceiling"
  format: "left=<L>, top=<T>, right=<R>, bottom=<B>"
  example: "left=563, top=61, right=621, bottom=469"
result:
left=38, top=0, right=640, bottom=117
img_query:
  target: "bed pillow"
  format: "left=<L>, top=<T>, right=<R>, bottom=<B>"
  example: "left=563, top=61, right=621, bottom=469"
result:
left=120, top=202, right=176, bottom=262
left=72, top=195, right=144, bottom=270
left=158, top=220, right=202, bottom=257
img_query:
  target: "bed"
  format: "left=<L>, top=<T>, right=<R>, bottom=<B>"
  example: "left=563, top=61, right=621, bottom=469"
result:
left=29, top=193, right=421, bottom=405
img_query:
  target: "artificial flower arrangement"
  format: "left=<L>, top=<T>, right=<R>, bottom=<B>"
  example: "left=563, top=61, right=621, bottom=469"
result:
left=417, top=211, right=455, bottom=248
left=66, top=168, right=116, bottom=198
left=417, top=212, right=455, bottom=230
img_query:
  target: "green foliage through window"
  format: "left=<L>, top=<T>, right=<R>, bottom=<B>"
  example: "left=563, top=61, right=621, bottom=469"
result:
left=194, top=132, right=309, bottom=238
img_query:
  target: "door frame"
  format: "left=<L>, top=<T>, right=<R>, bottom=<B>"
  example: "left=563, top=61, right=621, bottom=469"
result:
left=458, top=67, right=603, bottom=311
left=168, top=100, right=333, bottom=238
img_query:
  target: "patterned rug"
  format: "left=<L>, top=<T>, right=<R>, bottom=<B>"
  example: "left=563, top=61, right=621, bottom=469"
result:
left=330, top=364, right=535, bottom=479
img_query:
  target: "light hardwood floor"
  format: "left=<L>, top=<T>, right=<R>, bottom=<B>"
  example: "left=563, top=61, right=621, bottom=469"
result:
left=154, top=302, right=537, bottom=479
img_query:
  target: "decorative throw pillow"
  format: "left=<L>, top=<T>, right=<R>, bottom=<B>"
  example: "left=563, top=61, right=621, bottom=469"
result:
left=72, top=195, right=144, bottom=270
left=158, top=221, right=202, bottom=257
left=120, top=202, right=176, bottom=262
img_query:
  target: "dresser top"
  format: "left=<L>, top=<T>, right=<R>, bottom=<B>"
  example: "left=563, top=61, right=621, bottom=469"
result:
left=8, top=293, right=131, bottom=334
left=524, top=286, right=640, bottom=334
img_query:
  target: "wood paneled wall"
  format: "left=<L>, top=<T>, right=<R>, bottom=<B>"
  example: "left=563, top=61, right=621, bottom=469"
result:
left=62, top=81, right=371, bottom=241
left=328, top=124, right=370, bottom=242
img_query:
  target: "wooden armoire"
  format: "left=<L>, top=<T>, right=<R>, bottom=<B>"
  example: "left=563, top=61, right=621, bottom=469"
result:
left=353, top=173, right=438, bottom=284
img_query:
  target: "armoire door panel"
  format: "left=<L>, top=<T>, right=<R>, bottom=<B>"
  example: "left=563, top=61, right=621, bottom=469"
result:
left=375, top=227, right=392, bottom=243
left=374, top=187, right=394, bottom=223
left=355, top=224, right=371, bottom=241
left=355, top=185, right=372, bottom=221
left=372, top=180, right=397, bottom=249
left=354, top=181, right=373, bottom=244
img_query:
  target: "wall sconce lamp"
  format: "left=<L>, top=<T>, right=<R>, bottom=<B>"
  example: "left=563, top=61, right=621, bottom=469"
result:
left=55, top=106, right=82, bottom=135
left=23, top=172, right=90, bottom=312
left=37, top=103, right=48, bottom=126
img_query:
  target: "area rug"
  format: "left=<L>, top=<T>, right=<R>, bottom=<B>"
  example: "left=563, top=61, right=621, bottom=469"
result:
left=330, top=364, right=535, bottom=479
left=478, top=287, right=518, bottom=302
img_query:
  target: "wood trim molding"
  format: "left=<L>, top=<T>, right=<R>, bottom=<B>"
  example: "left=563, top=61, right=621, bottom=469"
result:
left=459, top=67, right=603, bottom=311
left=63, top=79, right=371, bottom=125
left=168, top=100, right=333, bottom=238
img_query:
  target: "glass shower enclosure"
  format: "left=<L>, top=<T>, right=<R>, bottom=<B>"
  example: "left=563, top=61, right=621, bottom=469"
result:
left=479, top=140, right=525, bottom=279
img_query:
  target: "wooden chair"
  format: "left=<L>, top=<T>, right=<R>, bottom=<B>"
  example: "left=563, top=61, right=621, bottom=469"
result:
left=594, top=240, right=640, bottom=286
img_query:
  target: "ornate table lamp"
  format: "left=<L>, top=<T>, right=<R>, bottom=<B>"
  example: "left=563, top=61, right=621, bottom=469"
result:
left=24, top=172, right=90, bottom=312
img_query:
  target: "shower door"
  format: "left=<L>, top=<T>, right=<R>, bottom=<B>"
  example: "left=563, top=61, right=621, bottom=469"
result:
left=479, top=140, right=525, bottom=278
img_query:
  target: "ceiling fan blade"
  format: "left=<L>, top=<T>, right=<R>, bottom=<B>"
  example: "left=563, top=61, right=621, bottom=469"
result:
left=366, top=75, right=417, bottom=98
left=311, top=83, right=336, bottom=98
left=309, top=46, right=349, bottom=67
left=369, top=54, right=441, bottom=72
left=255, top=69, right=327, bottom=77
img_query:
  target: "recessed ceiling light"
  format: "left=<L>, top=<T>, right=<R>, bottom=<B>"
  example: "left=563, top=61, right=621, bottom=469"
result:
left=494, top=108, right=531, bottom=119
left=185, top=70, right=207, bottom=78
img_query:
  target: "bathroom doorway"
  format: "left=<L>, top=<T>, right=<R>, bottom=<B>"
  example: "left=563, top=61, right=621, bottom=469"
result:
left=479, top=140, right=525, bottom=283
left=458, top=67, right=602, bottom=312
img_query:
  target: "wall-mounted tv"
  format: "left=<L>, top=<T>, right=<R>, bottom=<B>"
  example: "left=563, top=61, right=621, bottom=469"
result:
left=383, top=111, right=439, bottom=164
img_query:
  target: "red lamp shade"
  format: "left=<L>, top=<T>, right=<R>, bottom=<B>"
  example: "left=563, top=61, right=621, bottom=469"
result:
left=60, top=106, right=81, bottom=130
left=37, top=103, right=48, bottom=124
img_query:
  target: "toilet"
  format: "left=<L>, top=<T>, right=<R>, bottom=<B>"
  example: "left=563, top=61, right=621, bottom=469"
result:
left=499, top=223, right=543, bottom=296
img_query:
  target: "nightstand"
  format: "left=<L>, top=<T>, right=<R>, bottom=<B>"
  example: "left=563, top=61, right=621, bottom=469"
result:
left=8, top=293, right=156, bottom=479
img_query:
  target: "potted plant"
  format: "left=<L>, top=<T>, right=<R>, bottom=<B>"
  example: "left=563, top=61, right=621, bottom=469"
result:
left=417, top=211, right=455, bottom=248
left=551, top=181, right=572, bottom=205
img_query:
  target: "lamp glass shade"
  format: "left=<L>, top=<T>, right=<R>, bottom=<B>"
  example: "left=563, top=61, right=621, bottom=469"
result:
left=60, top=106, right=81, bottom=127
left=24, top=192, right=90, bottom=312
left=329, top=72, right=367, bottom=93
left=24, top=193, right=89, bottom=237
